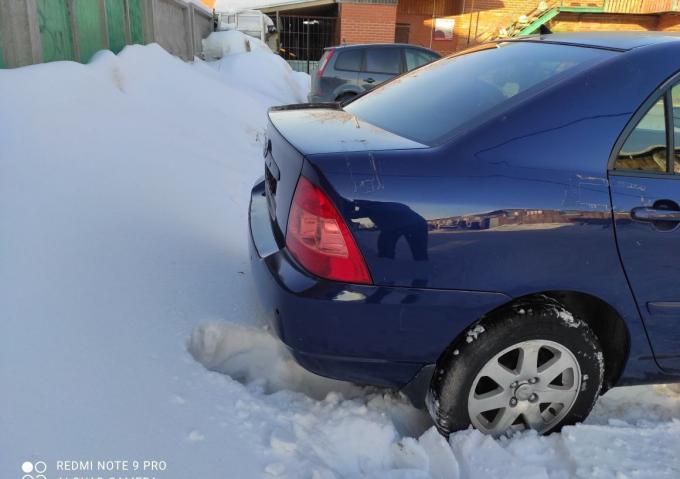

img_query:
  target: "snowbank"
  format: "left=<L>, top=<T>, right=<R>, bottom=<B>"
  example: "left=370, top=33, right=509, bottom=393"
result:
left=203, top=30, right=310, bottom=104
left=189, top=320, right=680, bottom=478
left=203, top=29, right=272, bottom=59
left=0, top=38, right=303, bottom=479
left=1, top=36, right=679, bottom=479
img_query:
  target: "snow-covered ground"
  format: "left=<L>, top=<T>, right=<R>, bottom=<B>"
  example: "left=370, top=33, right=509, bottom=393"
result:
left=1, top=33, right=679, bottom=479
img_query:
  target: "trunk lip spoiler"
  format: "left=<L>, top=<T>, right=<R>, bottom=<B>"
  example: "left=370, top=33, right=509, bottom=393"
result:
left=266, top=105, right=429, bottom=155
left=269, top=102, right=342, bottom=112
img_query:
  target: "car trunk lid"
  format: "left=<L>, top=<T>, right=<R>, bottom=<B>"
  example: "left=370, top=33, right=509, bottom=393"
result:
left=268, top=105, right=427, bottom=156
left=263, top=115, right=303, bottom=243
left=265, top=105, right=427, bottom=240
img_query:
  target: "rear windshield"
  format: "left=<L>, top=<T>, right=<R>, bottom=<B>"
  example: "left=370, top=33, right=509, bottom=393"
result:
left=344, top=42, right=616, bottom=146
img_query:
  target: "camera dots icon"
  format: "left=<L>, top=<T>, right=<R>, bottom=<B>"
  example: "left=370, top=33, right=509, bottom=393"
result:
left=21, top=461, right=47, bottom=479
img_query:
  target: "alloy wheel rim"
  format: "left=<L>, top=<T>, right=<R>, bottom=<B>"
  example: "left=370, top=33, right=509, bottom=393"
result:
left=467, top=339, right=581, bottom=437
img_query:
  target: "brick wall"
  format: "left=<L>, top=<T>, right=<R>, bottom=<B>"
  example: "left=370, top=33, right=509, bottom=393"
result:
left=551, top=11, right=680, bottom=32
left=339, top=3, right=398, bottom=44
left=396, top=13, right=460, bottom=54
left=549, top=12, right=659, bottom=32
left=388, top=0, right=680, bottom=55
left=396, top=0, right=540, bottom=55
left=467, top=0, right=544, bottom=36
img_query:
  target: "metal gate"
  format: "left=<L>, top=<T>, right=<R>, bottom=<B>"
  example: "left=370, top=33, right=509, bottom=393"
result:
left=274, top=15, right=338, bottom=63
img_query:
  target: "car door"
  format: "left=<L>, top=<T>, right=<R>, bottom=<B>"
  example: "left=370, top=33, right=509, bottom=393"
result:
left=329, top=49, right=363, bottom=99
left=610, top=83, right=680, bottom=371
left=359, top=47, right=403, bottom=92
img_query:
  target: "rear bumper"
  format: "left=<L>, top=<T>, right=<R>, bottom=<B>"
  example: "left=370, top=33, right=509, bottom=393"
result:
left=248, top=179, right=511, bottom=404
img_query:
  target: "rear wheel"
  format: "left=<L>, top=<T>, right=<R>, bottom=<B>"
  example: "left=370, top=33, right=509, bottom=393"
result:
left=428, top=298, right=604, bottom=437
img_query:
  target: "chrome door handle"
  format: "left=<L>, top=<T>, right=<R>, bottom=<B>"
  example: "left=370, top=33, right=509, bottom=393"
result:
left=631, top=207, right=680, bottom=222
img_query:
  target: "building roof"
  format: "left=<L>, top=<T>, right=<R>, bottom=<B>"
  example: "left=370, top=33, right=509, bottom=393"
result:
left=258, top=0, right=336, bottom=13
left=257, top=0, right=395, bottom=13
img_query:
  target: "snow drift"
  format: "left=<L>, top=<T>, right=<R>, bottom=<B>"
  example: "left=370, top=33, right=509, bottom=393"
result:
left=202, top=30, right=310, bottom=104
left=1, top=31, right=679, bottom=479
left=203, top=29, right=273, bottom=59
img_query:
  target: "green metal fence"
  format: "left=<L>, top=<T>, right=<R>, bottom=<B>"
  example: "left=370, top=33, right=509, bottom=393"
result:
left=0, top=0, right=214, bottom=68
left=74, top=0, right=106, bottom=62
left=0, top=25, right=4, bottom=69
left=37, top=0, right=75, bottom=62
left=105, top=0, right=127, bottom=54
left=7, top=0, right=144, bottom=66
left=129, top=0, right=144, bottom=45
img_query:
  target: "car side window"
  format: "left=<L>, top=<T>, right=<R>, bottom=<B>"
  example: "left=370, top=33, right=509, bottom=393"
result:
left=405, top=49, right=436, bottom=71
left=672, top=84, right=680, bottom=173
left=334, top=50, right=363, bottom=72
left=364, top=48, right=401, bottom=74
left=615, top=97, right=667, bottom=173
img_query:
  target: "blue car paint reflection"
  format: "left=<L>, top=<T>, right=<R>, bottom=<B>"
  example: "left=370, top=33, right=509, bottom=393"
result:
left=249, top=33, right=680, bottom=407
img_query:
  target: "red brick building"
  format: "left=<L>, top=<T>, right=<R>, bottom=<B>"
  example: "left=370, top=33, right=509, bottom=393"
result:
left=261, top=0, right=680, bottom=62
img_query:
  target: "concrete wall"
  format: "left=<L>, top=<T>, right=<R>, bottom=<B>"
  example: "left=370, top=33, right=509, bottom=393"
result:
left=0, top=0, right=42, bottom=67
left=0, top=0, right=214, bottom=68
left=140, top=0, right=213, bottom=60
left=191, top=3, right=214, bottom=57
left=153, top=0, right=193, bottom=60
left=141, top=0, right=214, bottom=59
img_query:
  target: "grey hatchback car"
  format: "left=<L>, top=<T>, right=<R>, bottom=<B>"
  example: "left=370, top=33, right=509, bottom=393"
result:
left=308, top=43, right=441, bottom=103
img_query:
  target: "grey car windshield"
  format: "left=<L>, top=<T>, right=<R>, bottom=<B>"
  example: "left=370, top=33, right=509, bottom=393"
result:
left=344, top=42, right=616, bottom=146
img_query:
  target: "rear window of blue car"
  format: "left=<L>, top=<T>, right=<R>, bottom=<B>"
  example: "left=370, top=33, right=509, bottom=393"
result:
left=344, top=42, right=616, bottom=146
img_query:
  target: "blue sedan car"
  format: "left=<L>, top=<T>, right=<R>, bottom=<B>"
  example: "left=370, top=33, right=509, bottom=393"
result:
left=249, top=32, right=680, bottom=437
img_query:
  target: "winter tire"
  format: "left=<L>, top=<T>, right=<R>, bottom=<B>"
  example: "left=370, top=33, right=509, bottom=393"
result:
left=427, top=297, right=604, bottom=437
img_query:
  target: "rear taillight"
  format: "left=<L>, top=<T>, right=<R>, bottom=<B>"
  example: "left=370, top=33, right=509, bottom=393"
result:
left=317, top=48, right=334, bottom=77
left=286, top=176, right=371, bottom=284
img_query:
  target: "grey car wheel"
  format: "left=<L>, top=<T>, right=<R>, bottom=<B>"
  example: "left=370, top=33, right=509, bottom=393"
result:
left=428, top=297, right=604, bottom=437
left=467, top=339, right=581, bottom=436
